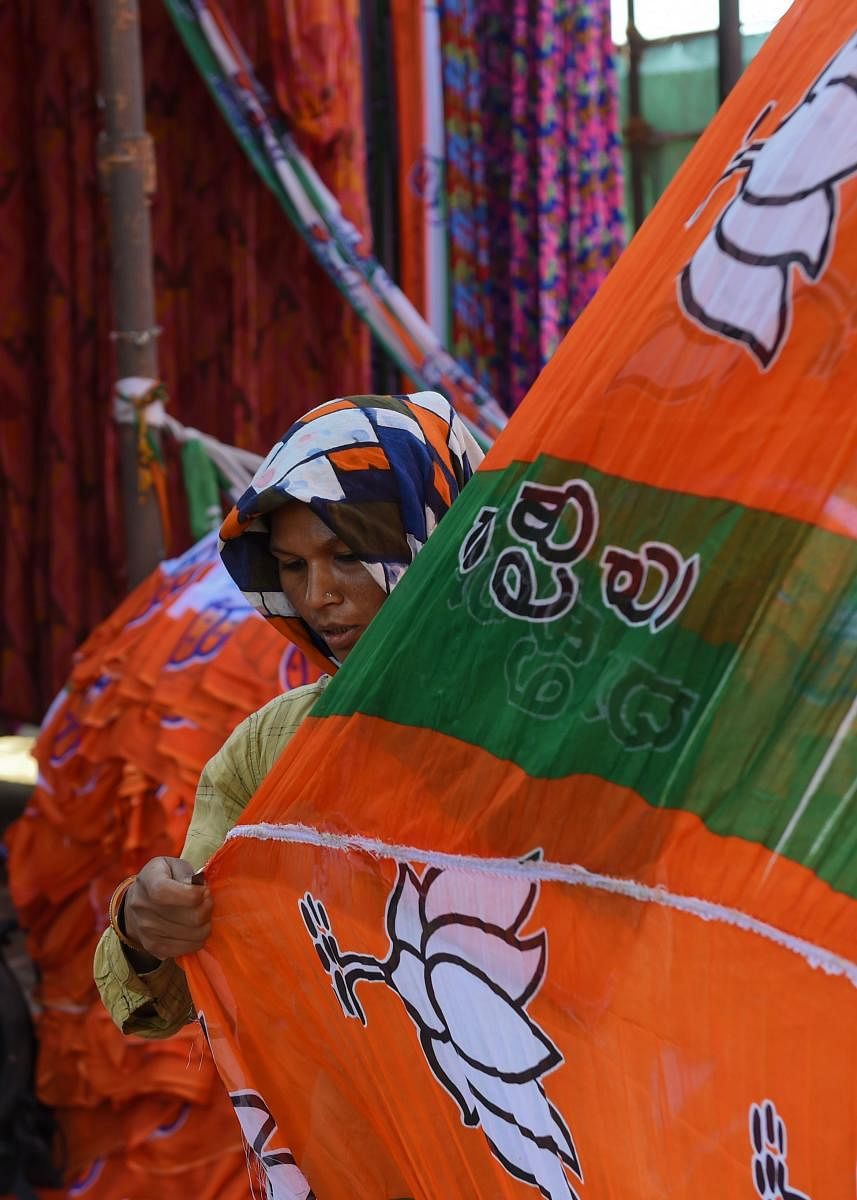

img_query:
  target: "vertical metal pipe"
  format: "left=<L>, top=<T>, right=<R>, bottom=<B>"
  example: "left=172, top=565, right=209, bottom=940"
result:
left=93, top=0, right=165, bottom=587
left=625, top=0, right=647, bottom=231
left=718, top=0, right=743, bottom=103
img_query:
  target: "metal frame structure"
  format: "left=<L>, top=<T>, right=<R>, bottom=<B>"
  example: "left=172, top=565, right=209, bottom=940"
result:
left=623, top=0, right=743, bottom=231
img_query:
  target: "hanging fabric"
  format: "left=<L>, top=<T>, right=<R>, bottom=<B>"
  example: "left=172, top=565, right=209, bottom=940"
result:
left=0, top=0, right=368, bottom=727
left=437, top=0, right=493, bottom=388
left=265, top=0, right=375, bottom=298
left=266, top=1, right=361, bottom=148
left=389, top=0, right=428, bottom=333
left=389, top=0, right=453, bottom=346
left=421, top=0, right=452, bottom=344
left=180, top=440, right=225, bottom=539
left=6, top=532, right=321, bottom=1198
left=184, top=2, right=857, bottom=1195
left=438, top=0, right=625, bottom=410
left=166, top=0, right=506, bottom=445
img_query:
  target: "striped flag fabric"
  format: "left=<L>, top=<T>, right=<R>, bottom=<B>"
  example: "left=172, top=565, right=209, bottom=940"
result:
left=184, top=4, right=857, bottom=1197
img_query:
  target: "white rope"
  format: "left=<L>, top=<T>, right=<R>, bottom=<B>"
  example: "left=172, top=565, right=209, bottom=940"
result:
left=224, top=820, right=857, bottom=988
left=113, top=378, right=262, bottom=499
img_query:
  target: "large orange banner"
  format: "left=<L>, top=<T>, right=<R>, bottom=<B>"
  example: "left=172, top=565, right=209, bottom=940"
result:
left=185, top=5, right=857, bottom=1198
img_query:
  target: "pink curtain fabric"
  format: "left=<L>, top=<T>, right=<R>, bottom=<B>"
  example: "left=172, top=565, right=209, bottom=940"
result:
left=439, top=0, right=625, bottom=411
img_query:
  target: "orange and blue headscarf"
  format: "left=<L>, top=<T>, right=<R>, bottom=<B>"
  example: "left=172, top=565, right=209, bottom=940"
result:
left=219, top=392, right=484, bottom=671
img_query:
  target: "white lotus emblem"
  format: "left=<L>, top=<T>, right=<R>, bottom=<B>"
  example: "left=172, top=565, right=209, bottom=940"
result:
left=300, top=856, right=583, bottom=1199
left=679, top=34, right=857, bottom=368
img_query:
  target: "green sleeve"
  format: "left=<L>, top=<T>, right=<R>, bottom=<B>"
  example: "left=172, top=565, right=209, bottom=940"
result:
left=181, top=711, right=265, bottom=866
left=93, top=927, right=195, bottom=1039
left=183, top=676, right=329, bottom=861
left=93, top=679, right=328, bottom=1038
left=92, top=714, right=261, bottom=1037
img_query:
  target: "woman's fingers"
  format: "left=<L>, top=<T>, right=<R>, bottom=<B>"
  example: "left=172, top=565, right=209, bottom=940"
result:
left=127, top=909, right=212, bottom=959
left=162, top=857, right=195, bottom=885
left=138, top=889, right=212, bottom=928
left=132, top=911, right=212, bottom=944
left=138, top=859, right=209, bottom=908
left=124, top=856, right=213, bottom=957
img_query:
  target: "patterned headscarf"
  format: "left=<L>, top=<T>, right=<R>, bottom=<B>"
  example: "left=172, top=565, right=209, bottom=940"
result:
left=219, top=392, right=484, bottom=671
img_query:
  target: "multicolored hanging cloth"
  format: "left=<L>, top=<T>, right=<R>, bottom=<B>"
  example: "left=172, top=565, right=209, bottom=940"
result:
left=439, top=0, right=625, bottom=410
left=163, top=0, right=505, bottom=445
left=184, top=4, right=857, bottom=1198
left=438, top=0, right=493, bottom=388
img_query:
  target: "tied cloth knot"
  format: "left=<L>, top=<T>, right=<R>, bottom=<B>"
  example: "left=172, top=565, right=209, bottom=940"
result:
left=114, top=378, right=172, bottom=548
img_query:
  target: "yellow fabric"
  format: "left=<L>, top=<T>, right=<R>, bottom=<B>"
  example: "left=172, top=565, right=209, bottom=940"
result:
left=93, top=678, right=329, bottom=1037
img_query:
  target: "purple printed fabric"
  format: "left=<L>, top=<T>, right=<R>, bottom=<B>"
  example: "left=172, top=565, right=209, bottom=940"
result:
left=439, top=0, right=625, bottom=411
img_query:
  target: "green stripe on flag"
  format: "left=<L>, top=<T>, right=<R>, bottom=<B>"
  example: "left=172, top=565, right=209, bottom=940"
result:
left=319, top=461, right=857, bottom=898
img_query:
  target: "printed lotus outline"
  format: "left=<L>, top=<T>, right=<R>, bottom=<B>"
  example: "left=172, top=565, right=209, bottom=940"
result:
left=679, top=34, right=857, bottom=369
left=299, top=856, right=583, bottom=1200
left=750, top=1099, right=811, bottom=1200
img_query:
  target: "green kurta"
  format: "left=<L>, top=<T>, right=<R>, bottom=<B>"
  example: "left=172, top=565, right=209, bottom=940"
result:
left=93, top=678, right=329, bottom=1038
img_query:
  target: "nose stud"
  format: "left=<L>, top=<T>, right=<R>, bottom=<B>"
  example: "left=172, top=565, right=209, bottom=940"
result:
left=324, top=591, right=336, bottom=599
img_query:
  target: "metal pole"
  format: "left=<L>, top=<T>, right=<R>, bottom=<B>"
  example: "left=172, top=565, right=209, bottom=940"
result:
left=625, top=0, right=647, bottom=231
left=94, top=0, right=165, bottom=587
left=717, top=0, right=743, bottom=103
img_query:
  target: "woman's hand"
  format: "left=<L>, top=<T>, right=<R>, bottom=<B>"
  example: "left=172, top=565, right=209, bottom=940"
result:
left=123, top=856, right=212, bottom=962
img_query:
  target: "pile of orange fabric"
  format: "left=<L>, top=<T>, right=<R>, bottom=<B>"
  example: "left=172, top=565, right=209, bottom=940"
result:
left=6, top=533, right=319, bottom=1198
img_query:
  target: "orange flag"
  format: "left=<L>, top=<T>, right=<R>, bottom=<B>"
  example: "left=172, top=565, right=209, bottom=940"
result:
left=185, top=5, right=857, bottom=1198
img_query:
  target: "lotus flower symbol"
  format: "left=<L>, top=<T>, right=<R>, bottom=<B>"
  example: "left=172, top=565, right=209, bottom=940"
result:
left=300, top=857, right=583, bottom=1200
left=679, top=34, right=857, bottom=369
left=750, top=1100, right=811, bottom=1200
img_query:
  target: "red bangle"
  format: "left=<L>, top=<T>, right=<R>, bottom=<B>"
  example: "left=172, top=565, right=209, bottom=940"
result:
left=108, top=875, right=147, bottom=953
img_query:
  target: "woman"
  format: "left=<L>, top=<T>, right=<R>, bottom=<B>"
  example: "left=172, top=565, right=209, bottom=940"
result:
left=94, top=391, right=483, bottom=1037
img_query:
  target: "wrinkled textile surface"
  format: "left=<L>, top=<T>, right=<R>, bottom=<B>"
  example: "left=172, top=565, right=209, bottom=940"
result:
left=439, top=0, right=625, bottom=410
left=5, top=534, right=319, bottom=1197
left=0, top=0, right=369, bottom=726
left=174, top=0, right=506, bottom=445
left=187, top=5, right=857, bottom=1198
left=389, top=0, right=428, bottom=334
left=268, top=0, right=363, bottom=150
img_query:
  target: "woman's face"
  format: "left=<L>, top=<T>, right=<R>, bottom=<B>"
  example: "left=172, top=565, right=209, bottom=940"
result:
left=269, top=502, right=387, bottom=660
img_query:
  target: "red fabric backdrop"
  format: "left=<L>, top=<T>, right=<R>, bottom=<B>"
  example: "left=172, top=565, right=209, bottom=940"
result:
left=0, top=0, right=370, bottom=726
